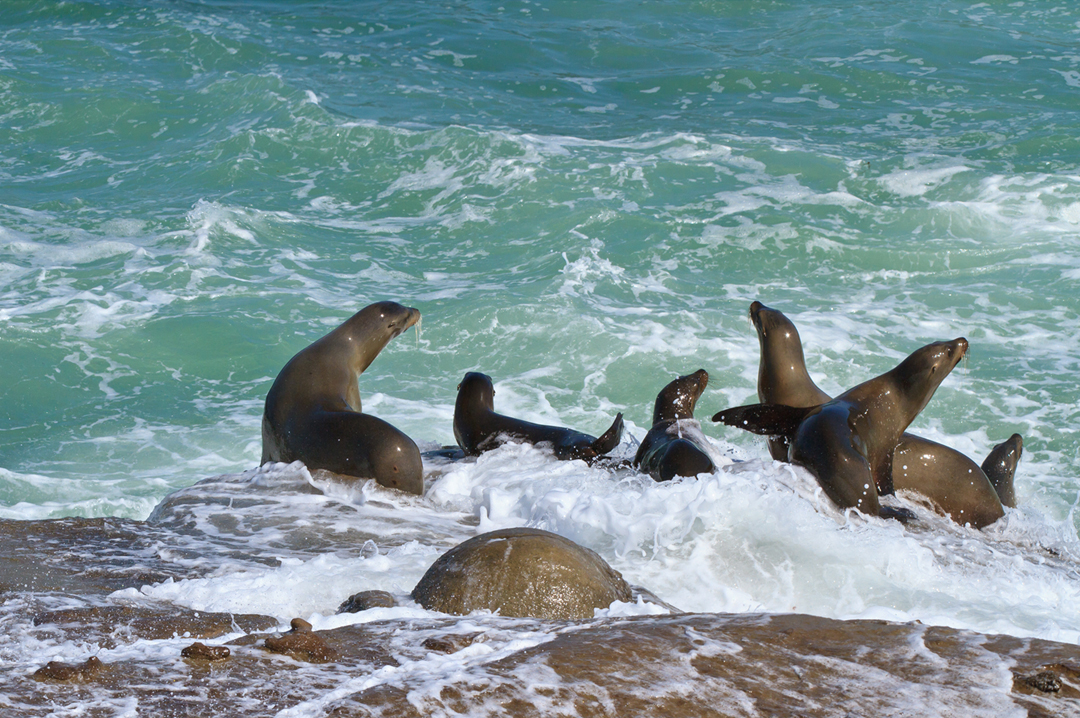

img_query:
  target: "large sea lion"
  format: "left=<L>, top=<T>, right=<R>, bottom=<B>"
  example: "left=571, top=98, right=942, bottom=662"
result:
left=715, top=337, right=969, bottom=518
left=633, top=369, right=716, bottom=482
left=453, top=372, right=624, bottom=463
left=261, top=301, right=424, bottom=494
left=410, top=527, right=633, bottom=619
left=748, top=301, right=1021, bottom=526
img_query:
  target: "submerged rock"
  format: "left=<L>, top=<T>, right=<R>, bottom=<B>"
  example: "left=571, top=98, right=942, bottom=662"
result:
left=181, top=642, right=231, bottom=662
left=337, top=590, right=396, bottom=614
left=33, top=656, right=104, bottom=683
left=31, top=602, right=277, bottom=650
left=410, top=527, right=633, bottom=619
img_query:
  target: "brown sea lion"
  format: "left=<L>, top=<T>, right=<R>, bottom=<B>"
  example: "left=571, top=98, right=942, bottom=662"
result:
left=633, top=369, right=716, bottom=482
left=453, top=372, right=624, bottom=463
left=410, top=527, right=632, bottom=619
left=715, top=337, right=969, bottom=518
left=261, top=301, right=423, bottom=494
left=749, top=301, right=1021, bottom=526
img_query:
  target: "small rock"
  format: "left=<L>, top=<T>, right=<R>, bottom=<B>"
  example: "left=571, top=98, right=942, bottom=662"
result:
left=1016, top=670, right=1062, bottom=693
left=422, top=633, right=481, bottom=654
left=33, top=656, right=104, bottom=683
left=338, top=590, right=397, bottom=614
left=181, top=642, right=231, bottom=662
left=264, top=618, right=338, bottom=663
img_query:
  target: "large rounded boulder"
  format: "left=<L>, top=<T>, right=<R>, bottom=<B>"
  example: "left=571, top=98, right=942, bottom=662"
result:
left=411, top=528, right=632, bottom=619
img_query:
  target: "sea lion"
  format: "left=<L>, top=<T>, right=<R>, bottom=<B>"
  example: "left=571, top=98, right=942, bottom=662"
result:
left=410, top=527, right=633, bottom=619
left=981, top=433, right=1023, bottom=509
left=633, top=369, right=716, bottom=482
left=261, top=301, right=423, bottom=495
left=748, top=301, right=1021, bottom=526
left=453, top=372, right=624, bottom=463
left=715, top=337, right=969, bottom=518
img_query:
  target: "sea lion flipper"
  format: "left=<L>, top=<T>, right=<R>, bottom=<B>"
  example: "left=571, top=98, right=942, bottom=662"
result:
left=878, top=505, right=917, bottom=523
left=981, top=433, right=1023, bottom=508
left=590, top=413, right=624, bottom=457
left=711, top=403, right=813, bottom=437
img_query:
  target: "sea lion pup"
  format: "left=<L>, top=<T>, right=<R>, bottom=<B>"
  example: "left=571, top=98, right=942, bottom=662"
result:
left=749, top=301, right=1021, bottom=525
left=453, top=372, right=624, bottom=463
left=633, top=369, right=716, bottom=482
left=261, top=301, right=424, bottom=495
left=410, top=528, right=633, bottom=619
left=715, top=337, right=969, bottom=519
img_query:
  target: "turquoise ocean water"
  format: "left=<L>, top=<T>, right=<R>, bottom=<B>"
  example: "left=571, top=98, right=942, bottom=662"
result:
left=4, top=0, right=1080, bottom=712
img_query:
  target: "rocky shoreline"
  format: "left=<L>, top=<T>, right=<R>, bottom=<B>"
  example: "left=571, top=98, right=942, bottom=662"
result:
left=13, top=606, right=1080, bottom=717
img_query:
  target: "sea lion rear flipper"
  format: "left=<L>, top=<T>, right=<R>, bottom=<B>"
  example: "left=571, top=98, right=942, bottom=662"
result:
left=981, top=433, right=1023, bottom=508
left=590, top=413, right=624, bottom=456
left=711, top=403, right=814, bottom=437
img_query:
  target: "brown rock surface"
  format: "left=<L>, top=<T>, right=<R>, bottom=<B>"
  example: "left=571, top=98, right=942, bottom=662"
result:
left=32, top=656, right=105, bottom=683
left=411, top=527, right=633, bottom=619
left=263, top=617, right=340, bottom=663
left=31, top=602, right=278, bottom=649
left=11, top=614, right=1080, bottom=716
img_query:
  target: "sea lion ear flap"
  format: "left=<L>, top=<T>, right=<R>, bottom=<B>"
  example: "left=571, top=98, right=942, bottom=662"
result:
left=711, top=404, right=813, bottom=437
left=591, top=413, right=624, bottom=456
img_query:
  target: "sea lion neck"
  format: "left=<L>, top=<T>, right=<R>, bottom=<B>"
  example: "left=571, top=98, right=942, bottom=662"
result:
left=890, top=337, right=968, bottom=419
left=331, top=302, right=420, bottom=375
left=653, top=369, right=708, bottom=424
left=751, top=302, right=829, bottom=407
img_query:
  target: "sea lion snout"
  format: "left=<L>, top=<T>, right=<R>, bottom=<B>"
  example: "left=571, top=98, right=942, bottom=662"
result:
left=379, top=303, right=421, bottom=337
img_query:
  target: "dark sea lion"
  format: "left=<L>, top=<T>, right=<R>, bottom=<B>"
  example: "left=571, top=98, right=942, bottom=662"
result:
left=633, top=369, right=716, bottom=482
left=261, top=301, right=423, bottom=495
left=411, top=527, right=632, bottom=619
left=715, top=337, right=969, bottom=518
left=981, top=433, right=1023, bottom=509
left=749, top=301, right=1021, bottom=526
left=453, top=372, right=624, bottom=463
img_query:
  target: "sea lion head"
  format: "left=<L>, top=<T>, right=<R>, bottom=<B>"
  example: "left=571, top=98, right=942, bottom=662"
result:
left=456, top=372, right=496, bottom=411
left=337, top=301, right=421, bottom=375
left=749, top=300, right=800, bottom=342
left=894, top=337, right=968, bottom=415
left=652, top=369, right=709, bottom=424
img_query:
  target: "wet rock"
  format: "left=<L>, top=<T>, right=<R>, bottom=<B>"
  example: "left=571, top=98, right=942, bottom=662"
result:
left=9, top=614, right=1080, bottom=715
left=337, top=590, right=396, bottom=614
left=181, top=642, right=231, bottom=662
left=33, top=656, right=104, bottom=683
left=421, top=632, right=481, bottom=654
left=264, top=618, right=338, bottom=663
left=31, top=602, right=277, bottom=649
left=1018, top=671, right=1062, bottom=693
left=411, top=528, right=632, bottom=619
left=1013, top=663, right=1080, bottom=699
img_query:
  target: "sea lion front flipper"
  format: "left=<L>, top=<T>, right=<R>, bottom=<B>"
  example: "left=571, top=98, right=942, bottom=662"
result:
left=590, top=413, right=624, bottom=457
left=981, top=433, right=1023, bottom=508
left=711, top=403, right=815, bottom=437
left=878, top=505, right=917, bottom=523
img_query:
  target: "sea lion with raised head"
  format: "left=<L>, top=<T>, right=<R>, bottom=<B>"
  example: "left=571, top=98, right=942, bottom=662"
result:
left=748, top=301, right=1021, bottom=526
left=453, top=372, right=624, bottom=463
left=261, top=301, right=424, bottom=494
left=715, top=337, right=969, bottom=518
left=633, top=369, right=716, bottom=482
